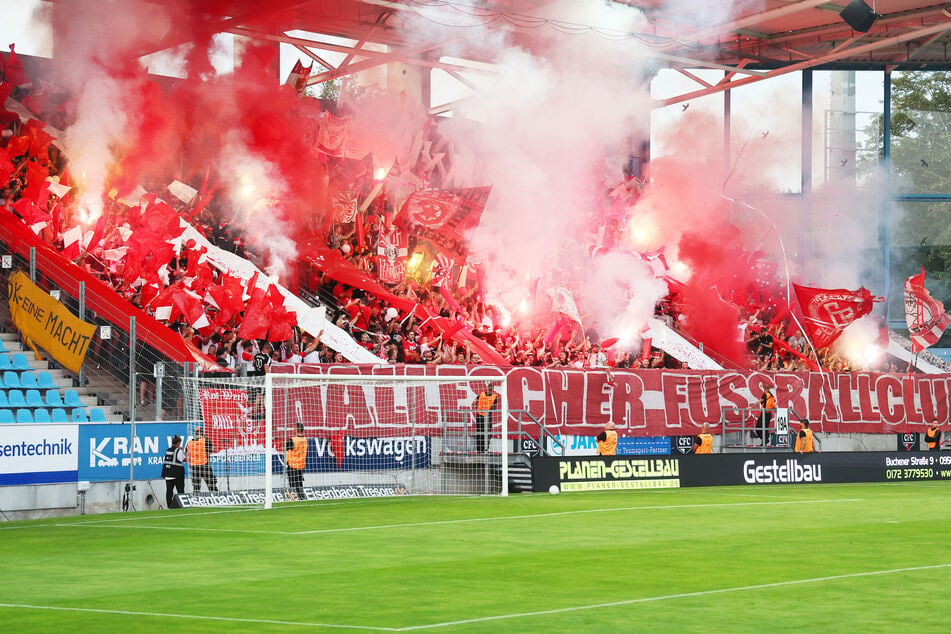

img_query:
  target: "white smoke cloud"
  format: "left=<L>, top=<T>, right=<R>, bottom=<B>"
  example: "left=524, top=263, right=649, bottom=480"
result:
left=219, top=130, right=298, bottom=280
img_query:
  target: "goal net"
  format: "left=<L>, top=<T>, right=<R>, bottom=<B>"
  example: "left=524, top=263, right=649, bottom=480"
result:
left=180, top=372, right=509, bottom=508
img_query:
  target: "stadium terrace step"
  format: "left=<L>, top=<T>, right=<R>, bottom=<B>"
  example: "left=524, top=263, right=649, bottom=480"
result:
left=507, top=460, right=534, bottom=493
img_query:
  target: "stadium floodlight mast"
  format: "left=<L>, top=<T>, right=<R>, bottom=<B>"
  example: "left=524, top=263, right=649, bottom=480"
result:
left=182, top=372, right=510, bottom=509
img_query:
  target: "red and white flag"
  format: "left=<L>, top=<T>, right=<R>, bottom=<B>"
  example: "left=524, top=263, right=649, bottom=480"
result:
left=547, top=286, right=583, bottom=326
left=793, top=283, right=880, bottom=349
left=285, top=59, right=313, bottom=94
left=904, top=269, right=951, bottom=352
left=376, top=225, right=407, bottom=285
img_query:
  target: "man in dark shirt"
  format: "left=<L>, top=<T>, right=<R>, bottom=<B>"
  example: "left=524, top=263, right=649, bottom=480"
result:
left=252, top=342, right=272, bottom=375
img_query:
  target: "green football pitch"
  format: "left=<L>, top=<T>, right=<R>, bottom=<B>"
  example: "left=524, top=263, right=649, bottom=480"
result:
left=1, top=482, right=949, bottom=632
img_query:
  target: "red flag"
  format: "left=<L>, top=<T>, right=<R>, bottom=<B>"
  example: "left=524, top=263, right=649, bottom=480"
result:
left=2, top=44, right=30, bottom=87
left=10, top=197, right=50, bottom=232
left=904, top=269, right=951, bottom=352
left=6, top=134, right=30, bottom=159
left=0, top=151, right=14, bottom=184
left=396, top=187, right=491, bottom=264
left=793, top=283, right=880, bottom=349
left=23, top=119, right=53, bottom=159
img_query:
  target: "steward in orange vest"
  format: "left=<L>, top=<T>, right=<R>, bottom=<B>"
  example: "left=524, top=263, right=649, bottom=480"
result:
left=596, top=422, right=618, bottom=456
left=472, top=383, right=499, bottom=454
left=925, top=421, right=942, bottom=451
left=795, top=420, right=816, bottom=453
left=694, top=423, right=713, bottom=454
left=285, top=423, right=308, bottom=500
left=186, top=426, right=217, bottom=492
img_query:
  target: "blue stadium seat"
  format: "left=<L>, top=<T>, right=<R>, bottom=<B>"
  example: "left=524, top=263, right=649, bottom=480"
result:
left=16, top=409, right=33, bottom=423
left=25, top=389, right=45, bottom=408
left=89, top=408, right=107, bottom=422
left=50, top=408, right=68, bottom=423
left=7, top=390, right=26, bottom=409
left=0, top=339, right=6, bottom=352
left=33, top=409, right=51, bottom=423
left=63, top=390, right=83, bottom=408
left=10, top=353, right=30, bottom=371
left=0, top=391, right=6, bottom=408
left=3, top=372, right=20, bottom=389
left=0, top=355, right=11, bottom=371
left=19, top=372, right=38, bottom=389
left=71, top=408, right=88, bottom=423
left=36, top=372, right=57, bottom=390
left=45, top=390, right=64, bottom=408
left=0, top=410, right=13, bottom=424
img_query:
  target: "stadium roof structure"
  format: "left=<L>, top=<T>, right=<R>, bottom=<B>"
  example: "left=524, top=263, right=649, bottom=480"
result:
left=80, top=1, right=951, bottom=109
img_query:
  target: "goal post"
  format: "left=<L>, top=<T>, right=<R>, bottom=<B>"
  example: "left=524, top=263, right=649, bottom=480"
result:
left=180, top=372, right=510, bottom=508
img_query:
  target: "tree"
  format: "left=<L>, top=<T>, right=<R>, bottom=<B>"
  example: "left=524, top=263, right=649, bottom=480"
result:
left=866, top=71, right=951, bottom=344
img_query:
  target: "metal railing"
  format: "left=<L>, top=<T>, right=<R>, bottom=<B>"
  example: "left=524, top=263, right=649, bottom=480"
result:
left=719, top=406, right=804, bottom=452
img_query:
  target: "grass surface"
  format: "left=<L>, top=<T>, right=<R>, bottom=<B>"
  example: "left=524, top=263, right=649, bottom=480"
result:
left=1, top=483, right=949, bottom=632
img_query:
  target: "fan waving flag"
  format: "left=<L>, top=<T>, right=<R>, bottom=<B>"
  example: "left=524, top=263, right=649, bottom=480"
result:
left=904, top=269, right=951, bottom=351
left=793, top=283, right=881, bottom=349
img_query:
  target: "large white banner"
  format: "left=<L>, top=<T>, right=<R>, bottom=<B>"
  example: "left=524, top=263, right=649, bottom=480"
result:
left=0, top=424, right=79, bottom=485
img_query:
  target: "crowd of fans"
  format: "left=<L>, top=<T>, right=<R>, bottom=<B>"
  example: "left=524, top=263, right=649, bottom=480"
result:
left=0, top=61, right=918, bottom=378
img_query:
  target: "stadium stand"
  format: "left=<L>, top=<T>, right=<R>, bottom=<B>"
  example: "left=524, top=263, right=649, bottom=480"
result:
left=0, top=410, right=13, bottom=423
left=19, top=372, right=37, bottom=389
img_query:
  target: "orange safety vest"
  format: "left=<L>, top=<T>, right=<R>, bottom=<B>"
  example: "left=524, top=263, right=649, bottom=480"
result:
left=476, top=392, right=498, bottom=412
left=187, top=437, right=208, bottom=466
left=795, top=428, right=814, bottom=453
left=287, top=435, right=307, bottom=469
left=695, top=433, right=713, bottom=454
left=597, top=429, right=618, bottom=455
left=926, top=426, right=941, bottom=450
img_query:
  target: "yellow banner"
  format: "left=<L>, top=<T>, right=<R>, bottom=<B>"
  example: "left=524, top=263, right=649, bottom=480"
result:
left=7, top=271, right=96, bottom=374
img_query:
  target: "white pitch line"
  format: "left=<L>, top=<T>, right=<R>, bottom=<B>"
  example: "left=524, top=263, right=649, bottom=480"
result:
left=3, top=562, right=947, bottom=631
left=0, top=603, right=395, bottom=631
left=398, top=562, right=951, bottom=630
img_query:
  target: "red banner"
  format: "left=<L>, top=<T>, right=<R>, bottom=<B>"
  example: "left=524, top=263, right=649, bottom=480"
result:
left=793, top=283, right=878, bottom=349
left=197, top=388, right=265, bottom=449
left=271, top=364, right=951, bottom=436
left=397, top=187, right=490, bottom=264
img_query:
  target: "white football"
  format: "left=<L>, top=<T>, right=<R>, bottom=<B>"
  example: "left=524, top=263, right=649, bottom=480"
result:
left=548, top=485, right=560, bottom=495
